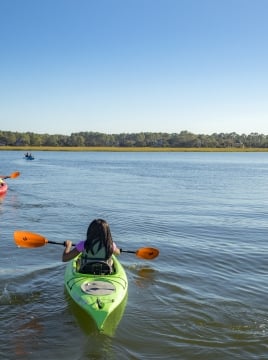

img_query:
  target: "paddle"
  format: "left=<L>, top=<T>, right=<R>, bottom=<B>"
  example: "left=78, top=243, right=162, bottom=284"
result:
left=1, top=171, right=20, bottom=180
left=13, top=230, right=159, bottom=260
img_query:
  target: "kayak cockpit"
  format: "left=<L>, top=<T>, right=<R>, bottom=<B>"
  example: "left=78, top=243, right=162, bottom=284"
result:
left=79, top=261, right=113, bottom=275
left=73, top=255, right=116, bottom=275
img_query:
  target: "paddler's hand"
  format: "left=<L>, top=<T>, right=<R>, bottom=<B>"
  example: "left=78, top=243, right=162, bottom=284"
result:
left=64, top=240, right=72, bottom=251
left=62, top=240, right=76, bottom=262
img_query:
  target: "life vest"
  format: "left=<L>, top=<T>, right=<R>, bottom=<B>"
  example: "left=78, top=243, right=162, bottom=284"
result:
left=81, top=237, right=111, bottom=263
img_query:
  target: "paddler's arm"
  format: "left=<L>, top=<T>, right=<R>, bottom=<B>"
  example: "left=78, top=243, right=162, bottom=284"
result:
left=62, top=240, right=80, bottom=262
left=113, top=242, right=121, bottom=256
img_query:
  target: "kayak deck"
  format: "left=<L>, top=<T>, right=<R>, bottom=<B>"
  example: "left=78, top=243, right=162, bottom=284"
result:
left=64, top=255, right=128, bottom=331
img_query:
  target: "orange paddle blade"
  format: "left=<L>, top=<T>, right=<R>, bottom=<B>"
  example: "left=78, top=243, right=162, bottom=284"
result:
left=10, top=171, right=20, bottom=179
left=135, top=247, right=159, bottom=260
left=1, top=171, right=20, bottom=180
left=14, top=231, right=48, bottom=248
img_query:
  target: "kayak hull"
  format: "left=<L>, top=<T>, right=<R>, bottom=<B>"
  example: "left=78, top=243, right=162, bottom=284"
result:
left=0, top=182, right=8, bottom=195
left=64, top=255, right=128, bottom=332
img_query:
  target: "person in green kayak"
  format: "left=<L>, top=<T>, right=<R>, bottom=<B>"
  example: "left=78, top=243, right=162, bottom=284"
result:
left=62, top=219, right=121, bottom=272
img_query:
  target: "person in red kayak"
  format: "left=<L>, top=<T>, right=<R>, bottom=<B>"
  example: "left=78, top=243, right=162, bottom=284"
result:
left=62, top=219, right=121, bottom=272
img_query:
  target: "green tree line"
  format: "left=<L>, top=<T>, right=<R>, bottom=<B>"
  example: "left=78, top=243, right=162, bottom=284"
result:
left=0, top=130, right=267, bottom=148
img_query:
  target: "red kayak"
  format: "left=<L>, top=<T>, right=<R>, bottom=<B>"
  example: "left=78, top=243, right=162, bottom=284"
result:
left=0, top=172, right=20, bottom=196
left=0, top=181, right=8, bottom=195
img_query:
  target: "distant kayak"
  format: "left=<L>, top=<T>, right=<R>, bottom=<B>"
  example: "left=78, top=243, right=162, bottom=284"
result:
left=0, top=181, right=8, bottom=195
left=24, top=153, right=34, bottom=160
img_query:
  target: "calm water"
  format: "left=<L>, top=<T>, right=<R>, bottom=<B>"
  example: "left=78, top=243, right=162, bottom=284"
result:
left=0, top=150, right=268, bottom=359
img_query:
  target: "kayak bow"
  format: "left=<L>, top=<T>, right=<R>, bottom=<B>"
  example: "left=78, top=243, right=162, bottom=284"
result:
left=64, top=254, right=128, bottom=332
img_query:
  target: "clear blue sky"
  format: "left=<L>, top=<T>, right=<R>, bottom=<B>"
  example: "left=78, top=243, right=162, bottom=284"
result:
left=0, top=0, right=268, bottom=135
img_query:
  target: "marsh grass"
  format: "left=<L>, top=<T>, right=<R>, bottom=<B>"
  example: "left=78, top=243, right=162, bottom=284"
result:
left=1, top=146, right=268, bottom=152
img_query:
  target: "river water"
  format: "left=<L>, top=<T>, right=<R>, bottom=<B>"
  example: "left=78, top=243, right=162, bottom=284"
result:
left=0, top=150, right=267, bottom=359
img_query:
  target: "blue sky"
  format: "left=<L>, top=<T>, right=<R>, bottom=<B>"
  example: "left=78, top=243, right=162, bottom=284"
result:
left=0, top=0, right=268, bottom=135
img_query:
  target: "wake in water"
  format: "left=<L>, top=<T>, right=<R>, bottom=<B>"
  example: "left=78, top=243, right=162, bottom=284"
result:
left=0, top=286, right=11, bottom=304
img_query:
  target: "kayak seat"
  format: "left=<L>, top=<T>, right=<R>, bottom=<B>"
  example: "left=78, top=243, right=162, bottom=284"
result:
left=79, top=261, right=113, bottom=275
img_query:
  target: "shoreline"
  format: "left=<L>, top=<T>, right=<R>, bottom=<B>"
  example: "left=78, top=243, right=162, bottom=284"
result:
left=1, top=146, right=268, bottom=152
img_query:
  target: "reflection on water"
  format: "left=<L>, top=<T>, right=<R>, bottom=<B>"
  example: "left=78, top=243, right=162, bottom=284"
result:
left=129, top=265, right=158, bottom=289
left=0, top=194, right=6, bottom=204
left=13, top=316, right=44, bottom=357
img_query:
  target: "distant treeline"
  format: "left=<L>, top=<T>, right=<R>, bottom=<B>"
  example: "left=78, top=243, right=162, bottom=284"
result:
left=0, top=130, right=267, bottom=148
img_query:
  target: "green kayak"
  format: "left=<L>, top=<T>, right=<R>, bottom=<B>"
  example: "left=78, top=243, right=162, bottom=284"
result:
left=64, top=254, right=128, bottom=332
left=13, top=230, right=158, bottom=333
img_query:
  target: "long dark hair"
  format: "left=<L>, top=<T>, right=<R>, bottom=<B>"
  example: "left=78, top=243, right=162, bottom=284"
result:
left=85, top=219, right=113, bottom=259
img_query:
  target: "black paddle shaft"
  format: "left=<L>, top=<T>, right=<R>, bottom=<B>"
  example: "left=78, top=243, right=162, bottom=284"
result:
left=47, top=241, right=136, bottom=254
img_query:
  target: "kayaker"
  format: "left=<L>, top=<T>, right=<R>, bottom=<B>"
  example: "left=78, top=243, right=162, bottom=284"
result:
left=62, top=219, right=121, bottom=272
